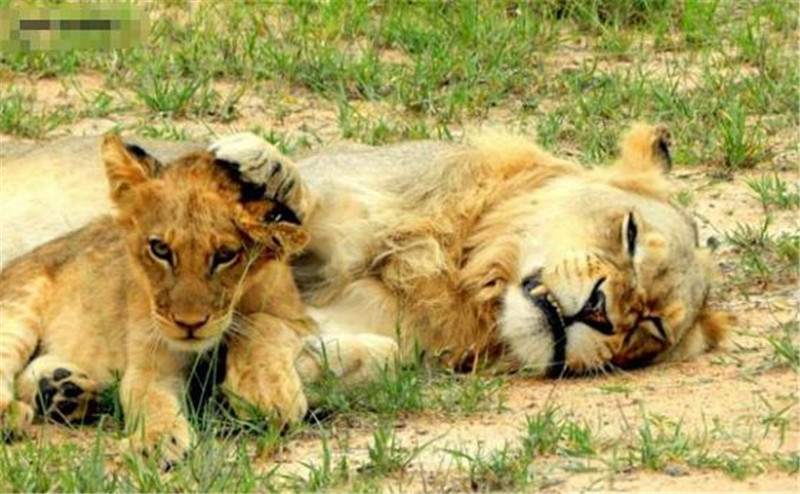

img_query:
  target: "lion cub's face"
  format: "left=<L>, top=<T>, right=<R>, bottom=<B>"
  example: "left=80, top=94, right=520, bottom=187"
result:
left=102, top=136, right=307, bottom=352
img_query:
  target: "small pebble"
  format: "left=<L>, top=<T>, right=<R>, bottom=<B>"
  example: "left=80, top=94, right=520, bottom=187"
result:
left=663, top=463, right=688, bottom=477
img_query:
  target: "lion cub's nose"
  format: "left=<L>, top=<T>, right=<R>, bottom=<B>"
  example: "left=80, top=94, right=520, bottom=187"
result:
left=172, top=314, right=210, bottom=334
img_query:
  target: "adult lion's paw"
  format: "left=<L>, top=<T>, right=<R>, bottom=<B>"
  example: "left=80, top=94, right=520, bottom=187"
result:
left=209, top=133, right=310, bottom=221
left=124, top=415, right=192, bottom=471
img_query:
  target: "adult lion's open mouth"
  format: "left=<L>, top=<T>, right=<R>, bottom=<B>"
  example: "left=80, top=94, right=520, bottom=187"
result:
left=522, top=273, right=567, bottom=377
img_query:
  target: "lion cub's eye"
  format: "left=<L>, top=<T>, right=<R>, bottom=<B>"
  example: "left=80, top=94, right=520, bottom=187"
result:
left=148, top=237, right=173, bottom=265
left=211, top=246, right=240, bottom=272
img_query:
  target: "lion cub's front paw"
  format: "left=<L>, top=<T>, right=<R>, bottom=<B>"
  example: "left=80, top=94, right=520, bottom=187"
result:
left=125, top=416, right=191, bottom=470
left=0, top=399, right=34, bottom=441
left=225, top=367, right=308, bottom=426
left=209, top=133, right=308, bottom=220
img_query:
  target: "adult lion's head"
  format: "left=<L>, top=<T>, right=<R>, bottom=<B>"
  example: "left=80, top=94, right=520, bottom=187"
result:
left=495, top=125, right=730, bottom=375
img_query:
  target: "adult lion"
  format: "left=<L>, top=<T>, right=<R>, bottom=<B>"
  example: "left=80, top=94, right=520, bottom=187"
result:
left=0, top=124, right=729, bottom=384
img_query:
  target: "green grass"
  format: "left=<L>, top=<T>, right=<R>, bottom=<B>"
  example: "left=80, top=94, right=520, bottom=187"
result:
left=445, top=404, right=598, bottom=492
left=0, top=0, right=795, bottom=169
left=747, top=174, right=800, bottom=211
left=3, top=386, right=796, bottom=492
left=0, top=90, right=75, bottom=138
left=305, top=347, right=506, bottom=422
left=765, top=322, right=800, bottom=370
left=441, top=404, right=798, bottom=492
left=1, top=1, right=798, bottom=491
left=725, top=216, right=800, bottom=288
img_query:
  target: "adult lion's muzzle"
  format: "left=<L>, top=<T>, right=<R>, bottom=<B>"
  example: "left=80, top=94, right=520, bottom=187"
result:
left=521, top=273, right=567, bottom=377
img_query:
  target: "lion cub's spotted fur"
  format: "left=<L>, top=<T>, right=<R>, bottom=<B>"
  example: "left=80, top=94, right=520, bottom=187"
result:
left=0, top=136, right=310, bottom=463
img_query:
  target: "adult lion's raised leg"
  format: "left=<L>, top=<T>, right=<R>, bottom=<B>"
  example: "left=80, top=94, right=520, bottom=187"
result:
left=208, top=133, right=315, bottom=221
left=209, top=133, right=399, bottom=394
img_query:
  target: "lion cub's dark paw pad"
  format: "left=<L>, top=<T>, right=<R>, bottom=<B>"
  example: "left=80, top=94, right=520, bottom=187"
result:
left=35, top=367, right=97, bottom=424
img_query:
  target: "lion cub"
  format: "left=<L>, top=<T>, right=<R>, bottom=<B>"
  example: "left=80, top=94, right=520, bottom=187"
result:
left=0, top=135, right=310, bottom=464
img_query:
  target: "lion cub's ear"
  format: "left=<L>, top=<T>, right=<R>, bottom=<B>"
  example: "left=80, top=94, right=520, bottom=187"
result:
left=101, top=134, right=162, bottom=207
left=236, top=201, right=310, bottom=257
left=614, top=123, right=672, bottom=175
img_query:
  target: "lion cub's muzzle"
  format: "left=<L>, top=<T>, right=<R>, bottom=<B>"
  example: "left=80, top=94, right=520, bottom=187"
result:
left=155, top=311, right=231, bottom=351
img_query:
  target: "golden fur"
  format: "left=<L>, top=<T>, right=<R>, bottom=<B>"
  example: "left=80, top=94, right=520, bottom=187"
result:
left=0, top=125, right=731, bottom=411
left=214, top=123, right=731, bottom=377
left=0, top=136, right=311, bottom=464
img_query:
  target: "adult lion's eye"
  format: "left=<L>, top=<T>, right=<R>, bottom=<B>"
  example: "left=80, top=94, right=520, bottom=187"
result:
left=148, top=237, right=173, bottom=265
left=625, top=212, right=638, bottom=257
left=211, top=246, right=240, bottom=272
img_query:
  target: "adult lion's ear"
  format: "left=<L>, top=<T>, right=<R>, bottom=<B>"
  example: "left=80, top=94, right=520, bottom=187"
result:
left=602, top=123, right=672, bottom=200
left=101, top=134, right=162, bottom=207
left=614, top=123, right=672, bottom=175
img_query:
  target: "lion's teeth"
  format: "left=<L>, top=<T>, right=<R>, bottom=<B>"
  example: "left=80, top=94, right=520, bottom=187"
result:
left=529, top=285, right=548, bottom=298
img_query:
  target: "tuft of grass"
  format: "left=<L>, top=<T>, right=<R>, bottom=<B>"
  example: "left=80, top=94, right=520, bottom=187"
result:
left=0, top=90, right=75, bottom=138
left=284, top=435, right=345, bottom=493
left=305, top=340, right=506, bottom=421
left=446, top=404, right=598, bottom=492
left=78, top=90, right=131, bottom=119
left=634, top=417, right=691, bottom=471
left=134, top=73, right=205, bottom=117
left=137, top=119, right=191, bottom=141
left=675, top=189, right=694, bottom=207
left=747, top=174, right=800, bottom=211
left=717, top=104, right=767, bottom=169
left=765, top=322, right=800, bottom=370
left=678, top=0, right=722, bottom=47
left=449, top=444, right=533, bottom=493
left=725, top=216, right=798, bottom=287
left=360, top=422, right=435, bottom=477
left=522, top=405, right=596, bottom=458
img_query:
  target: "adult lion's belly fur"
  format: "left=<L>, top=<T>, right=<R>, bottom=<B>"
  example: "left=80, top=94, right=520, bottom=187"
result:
left=0, top=128, right=731, bottom=376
